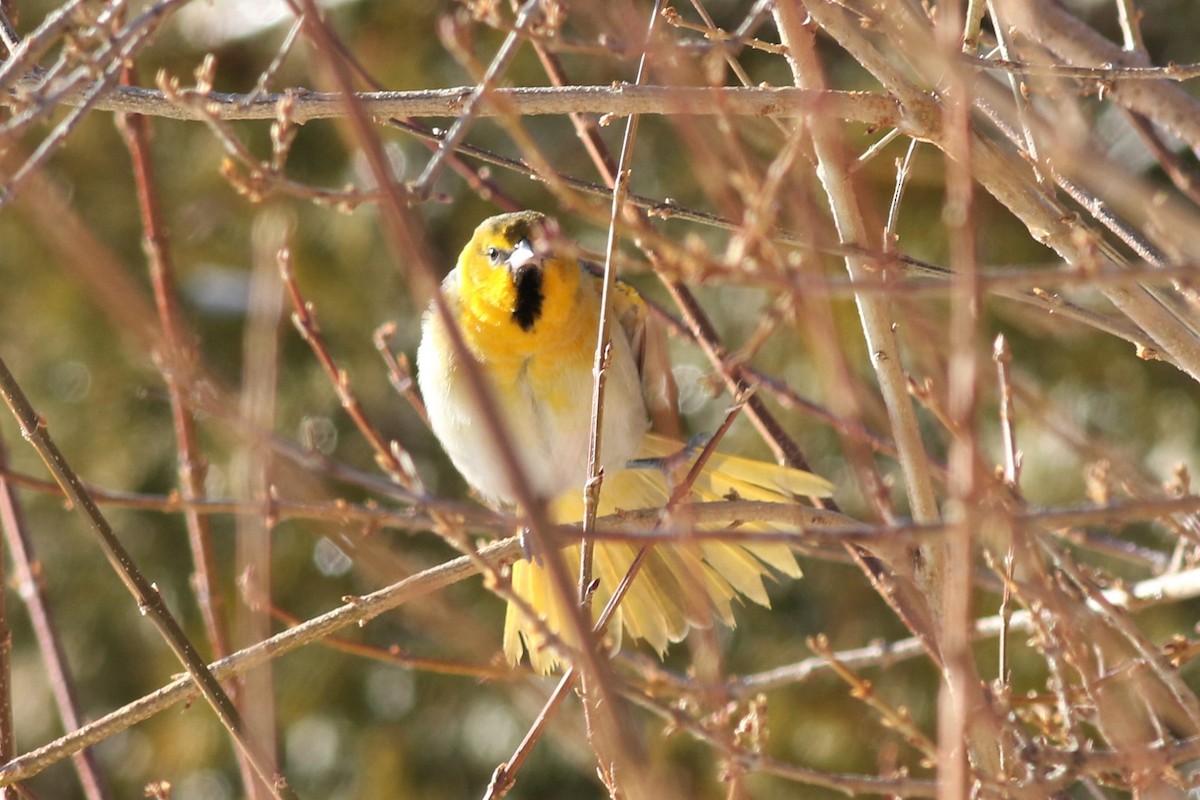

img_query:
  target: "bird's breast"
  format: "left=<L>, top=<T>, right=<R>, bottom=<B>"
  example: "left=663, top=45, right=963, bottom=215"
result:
left=419, top=290, right=650, bottom=506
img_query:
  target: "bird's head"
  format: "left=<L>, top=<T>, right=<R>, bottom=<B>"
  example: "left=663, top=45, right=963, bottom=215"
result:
left=456, top=211, right=581, bottom=337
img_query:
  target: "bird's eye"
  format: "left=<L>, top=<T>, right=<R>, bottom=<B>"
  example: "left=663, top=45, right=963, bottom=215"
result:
left=486, top=246, right=506, bottom=266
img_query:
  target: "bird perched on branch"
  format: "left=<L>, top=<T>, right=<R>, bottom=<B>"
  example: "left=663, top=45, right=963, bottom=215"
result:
left=417, top=211, right=832, bottom=672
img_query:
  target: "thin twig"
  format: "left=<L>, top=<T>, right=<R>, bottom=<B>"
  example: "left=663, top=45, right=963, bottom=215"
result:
left=937, top=4, right=988, bottom=788
left=411, top=0, right=545, bottom=197
left=1115, top=0, right=1147, bottom=52
left=1123, top=111, right=1200, bottom=208
left=581, top=0, right=660, bottom=631
left=1007, top=0, right=1200, bottom=153
left=776, top=3, right=940, bottom=526
left=234, top=214, right=288, bottom=800
left=986, top=0, right=1045, bottom=185
left=0, top=3, right=18, bottom=54
left=0, top=436, right=110, bottom=800
left=372, top=323, right=429, bottom=427
left=627, top=689, right=940, bottom=797
left=735, top=560, right=1200, bottom=693
left=280, top=250, right=422, bottom=491
left=117, top=78, right=258, bottom=795
left=116, top=77, right=230, bottom=658
left=1, top=0, right=192, bottom=208
left=809, top=634, right=937, bottom=758
left=482, top=669, right=576, bottom=800
left=268, top=606, right=516, bottom=682
left=0, top=356, right=296, bottom=800
left=992, top=335, right=1020, bottom=489
left=0, top=443, right=17, bottom=794
left=884, top=138, right=919, bottom=250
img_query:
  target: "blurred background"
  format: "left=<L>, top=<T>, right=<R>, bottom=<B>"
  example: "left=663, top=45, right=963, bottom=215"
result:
left=2, top=0, right=1200, bottom=797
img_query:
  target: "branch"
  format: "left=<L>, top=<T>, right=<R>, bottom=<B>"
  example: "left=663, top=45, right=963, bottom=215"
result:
left=736, top=562, right=1200, bottom=692
left=0, top=535, right=520, bottom=787
left=6, top=78, right=902, bottom=124
left=1007, top=0, right=1200, bottom=154
left=0, top=357, right=295, bottom=799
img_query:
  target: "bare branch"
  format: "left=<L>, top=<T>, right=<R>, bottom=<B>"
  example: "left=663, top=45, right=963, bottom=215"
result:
left=6, top=80, right=904, bottom=124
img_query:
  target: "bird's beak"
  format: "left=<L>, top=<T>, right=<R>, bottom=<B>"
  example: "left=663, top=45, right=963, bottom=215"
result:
left=508, top=239, right=541, bottom=279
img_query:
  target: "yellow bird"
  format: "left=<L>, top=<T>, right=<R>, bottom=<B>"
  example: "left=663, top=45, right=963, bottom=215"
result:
left=417, top=211, right=832, bottom=672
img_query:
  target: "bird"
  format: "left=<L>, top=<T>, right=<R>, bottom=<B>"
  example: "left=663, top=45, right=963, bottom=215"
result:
left=416, top=210, right=833, bottom=672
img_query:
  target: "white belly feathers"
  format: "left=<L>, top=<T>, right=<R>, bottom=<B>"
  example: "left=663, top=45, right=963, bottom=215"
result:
left=416, top=283, right=649, bottom=506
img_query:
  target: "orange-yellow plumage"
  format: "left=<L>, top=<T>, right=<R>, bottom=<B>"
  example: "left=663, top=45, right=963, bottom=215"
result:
left=417, top=211, right=833, bottom=673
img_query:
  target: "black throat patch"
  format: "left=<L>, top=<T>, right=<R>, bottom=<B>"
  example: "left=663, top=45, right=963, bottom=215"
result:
left=511, top=267, right=544, bottom=332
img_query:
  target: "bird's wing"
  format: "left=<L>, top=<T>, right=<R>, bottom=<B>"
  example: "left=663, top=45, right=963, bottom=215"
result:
left=580, top=261, right=681, bottom=438
left=611, top=279, right=683, bottom=439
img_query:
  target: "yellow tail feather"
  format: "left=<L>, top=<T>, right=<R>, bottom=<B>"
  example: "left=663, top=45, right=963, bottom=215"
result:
left=503, top=435, right=833, bottom=673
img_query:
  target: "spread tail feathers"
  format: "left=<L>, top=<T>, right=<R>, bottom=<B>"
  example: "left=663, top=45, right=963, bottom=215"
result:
left=503, top=434, right=833, bottom=673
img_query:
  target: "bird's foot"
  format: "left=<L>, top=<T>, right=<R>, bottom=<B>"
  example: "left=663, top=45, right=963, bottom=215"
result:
left=518, top=526, right=544, bottom=566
